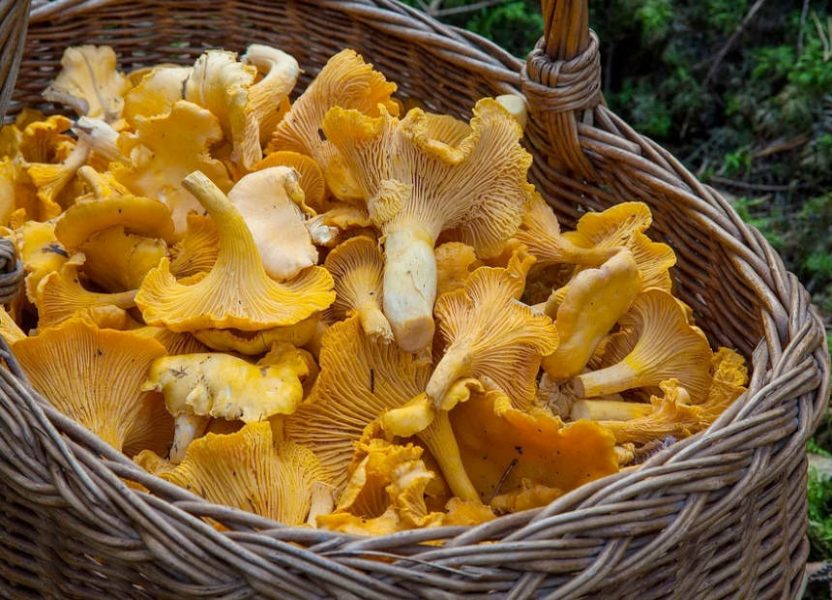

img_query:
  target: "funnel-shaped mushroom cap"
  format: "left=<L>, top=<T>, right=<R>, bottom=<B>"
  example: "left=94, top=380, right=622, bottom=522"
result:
left=79, top=226, right=167, bottom=292
left=490, top=480, right=563, bottom=514
left=43, top=45, right=130, bottom=121
left=254, top=151, right=327, bottom=211
left=427, top=249, right=558, bottom=410
left=18, top=115, right=74, bottom=163
left=450, top=390, right=618, bottom=506
left=27, top=141, right=90, bottom=215
left=542, top=250, right=641, bottom=380
left=0, top=306, right=25, bottom=344
left=136, top=171, right=334, bottom=332
left=284, top=316, right=430, bottom=489
left=324, top=236, right=392, bottom=340
left=123, top=392, right=175, bottom=457
left=0, top=159, right=42, bottom=227
left=12, top=318, right=166, bottom=450
left=55, top=167, right=175, bottom=250
left=435, top=242, right=480, bottom=297
left=227, top=167, right=317, bottom=280
left=305, top=204, right=373, bottom=247
left=241, top=45, right=300, bottom=153
left=317, top=445, right=444, bottom=535
left=169, top=214, right=218, bottom=278
left=572, top=290, right=713, bottom=403
left=513, top=193, right=618, bottom=267
left=267, top=49, right=398, bottom=173
left=323, top=98, right=533, bottom=352
left=193, top=315, right=319, bottom=355
left=132, top=326, right=208, bottom=356
left=112, top=101, right=233, bottom=236
left=14, top=220, right=70, bottom=302
left=35, top=258, right=137, bottom=328
left=123, top=65, right=191, bottom=126
left=160, top=422, right=330, bottom=525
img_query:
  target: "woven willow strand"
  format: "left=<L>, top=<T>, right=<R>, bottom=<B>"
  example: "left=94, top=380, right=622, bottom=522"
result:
left=0, top=1, right=829, bottom=598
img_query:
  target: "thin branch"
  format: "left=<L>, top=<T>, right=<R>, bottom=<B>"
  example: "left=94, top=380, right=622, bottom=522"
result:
left=704, top=0, right=769, bottom=86
left=436, top=0, right=508, bottom=18
left=797, top=0, right=810, bottom=55
left=709, top=175, right=805, bottom=192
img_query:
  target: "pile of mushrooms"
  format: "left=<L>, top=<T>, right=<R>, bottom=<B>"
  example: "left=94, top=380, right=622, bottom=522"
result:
left=0, top=44, right=749, bottom=534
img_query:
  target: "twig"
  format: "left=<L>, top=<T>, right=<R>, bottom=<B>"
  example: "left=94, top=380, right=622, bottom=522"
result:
left=436, top=0, right=508, bottom=18
left=709, top=175, right=803, bottom=192
left=704, top=0, right=769, bottom=86
left=798, top=0, right=810, bottom=55
left=752, top=133, right=811, bottom=159
left=426, top=0, right=443, bottom=16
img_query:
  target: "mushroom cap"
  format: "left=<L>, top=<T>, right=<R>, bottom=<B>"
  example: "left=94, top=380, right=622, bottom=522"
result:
left=123, top=65, right=191, bottom=126
left=0, top=306, right=25, bottom=344
left=254, top=151, right=327, bottom=211
left=18, top=115, right=74, bottom=163
left=143, top=349, right=308, bottom=423
left=450, top=390, right=618, bottom=506
left=160, top=422, right=329, bottom=525
left=78, top=226, right=167, bottom=292
left=428, top=248, right=559, bottom=409
left=135, top=171, right=334, bottom=332
left=112, top=100, right=233, bottom=237
left=13, top=220, right=70, bottom=302
left=55, top=168, right=175, bottom=250
left=43, top=45, right=130, bottom=121
left=284, top=316, right=430, bottom=489
left=324, top=236, right=392, bottom=340
left=227, top=166, right=317, bottom=281
left=131, top=326, right=208, bottom=356
left=571, top=289, right=714, bottom=403
left=26, top=142, right=90, bottom=217
left=542, top=250, right=641, bottom=380
left=35, top=257, right=137, bottom=329
left=266, top=48, right=399, bottom=176
left=193, top=315, right=319, bottom=355
left=11, top=318, right=166, bottom=451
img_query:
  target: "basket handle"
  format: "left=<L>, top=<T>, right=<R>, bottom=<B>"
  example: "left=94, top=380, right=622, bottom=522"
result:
left=522, top=0, right=601, bottom=178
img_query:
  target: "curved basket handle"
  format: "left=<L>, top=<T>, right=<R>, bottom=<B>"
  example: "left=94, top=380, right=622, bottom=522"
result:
left=523, top=0, right=601, bottom=178
left=0, top=0, right=31, bottom=122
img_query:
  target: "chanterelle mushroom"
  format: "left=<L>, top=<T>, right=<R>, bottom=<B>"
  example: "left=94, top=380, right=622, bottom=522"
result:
left=427, top=249, right=558, bottom=410
left=135, top=171, right=334, bottom=332
left=143, top=346, right=310, bottom=462
left=43, top=45, right=130, bottom=121
left=571, top=289, right=713, bottom=403
left=160, top=422, right=330, bottom=525
left=323, top=98, right=533, bottom=352
left=324, top=236, right=393, bottom=341
left=12, top=318, right=166, bottom=451
left=227, top=166, right=317, bottom=280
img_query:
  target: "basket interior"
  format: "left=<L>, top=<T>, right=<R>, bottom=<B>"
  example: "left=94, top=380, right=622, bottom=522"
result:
left=10, top=0, right=765, bottom=359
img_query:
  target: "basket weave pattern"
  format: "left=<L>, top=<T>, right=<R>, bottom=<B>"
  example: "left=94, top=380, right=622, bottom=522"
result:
left=0, top=1, right=829, bottom=598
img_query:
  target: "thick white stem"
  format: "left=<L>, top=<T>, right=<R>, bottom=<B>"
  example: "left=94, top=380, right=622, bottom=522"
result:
left=170, top=414, right=209, bottom=463
left=382, top=225, right=436, bottom=352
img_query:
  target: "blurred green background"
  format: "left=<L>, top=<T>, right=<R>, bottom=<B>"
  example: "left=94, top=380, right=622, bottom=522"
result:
left=406, top=0, right=831, bottom=595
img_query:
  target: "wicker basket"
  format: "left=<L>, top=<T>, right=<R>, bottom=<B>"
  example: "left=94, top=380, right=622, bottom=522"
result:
left=0, top=1, right=829, bottom=598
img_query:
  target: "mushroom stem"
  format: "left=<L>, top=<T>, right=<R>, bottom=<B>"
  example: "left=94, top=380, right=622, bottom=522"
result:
left=571, top=361, right=640, bottom=399
left=426, top=346, right=471, bottom=409
left=570, top=399, right=653, bottom=422
left=382, top=224, right=436, bottom=352
left=418, top=411, right=479, bottom=502
left=171, top=414, right=209, bottom=463
left=306, top=481, right=334, bottom=526
left=355, top=301, right=393, bottom=340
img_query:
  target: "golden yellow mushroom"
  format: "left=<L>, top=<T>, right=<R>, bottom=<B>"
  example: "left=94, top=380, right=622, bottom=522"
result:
left=123, top=65, right=192, bottom=126
left=254, top=151, right=327, bottom=211
left=79, top=227, right=167, bottom=292
left=43, top=45, right=130, bottom=121
left=435, top=242, right=481, bottom=297
left=542, top=250, right=640, bottom=380
left=10, top=220, right=69, bottom=302
left=135, top=171, right=334, bottom=332
left=27, top=141, right=90, bottom=216
left=571, top=289, right=713, bottom=403
left=0, top=306, right=25, bottom=344
left=193, top=315, right=320, bottom=355
left=18, top=115, right=74, bottom=164
left=227, top=167, right=317, bottom=280
left=12, top=318, right=166, bottom=451
left=169, top=214, right=218, bottom=278
left=112, top=101, right=233, bottom=236
left=160, top=422, right=330, bottom=525
left=323, top=98, right=533, bottom=352
left=143, top=347, right=309, bottom=462
left=450, top=390, right=619, bottom=508
left=324, top=236, right=392, bottom=340
left=427, top=249, right=558, bottom=410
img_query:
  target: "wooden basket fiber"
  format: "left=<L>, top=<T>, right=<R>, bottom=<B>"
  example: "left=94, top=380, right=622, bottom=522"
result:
left=1, top=0, right=830, bottom=598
